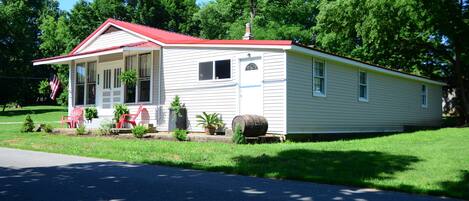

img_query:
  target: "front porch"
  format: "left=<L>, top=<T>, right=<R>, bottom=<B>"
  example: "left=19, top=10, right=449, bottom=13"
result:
left=34, top=41, right=162, bottom=129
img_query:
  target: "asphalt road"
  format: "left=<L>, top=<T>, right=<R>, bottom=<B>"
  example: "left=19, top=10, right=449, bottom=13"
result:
left=0, top=147, right=458, bottom=201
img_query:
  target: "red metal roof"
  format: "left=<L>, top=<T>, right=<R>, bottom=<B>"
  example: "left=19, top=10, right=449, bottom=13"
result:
left=34, top=42, right=160, bottom=63
left=69, top=18, right=292, bottom=55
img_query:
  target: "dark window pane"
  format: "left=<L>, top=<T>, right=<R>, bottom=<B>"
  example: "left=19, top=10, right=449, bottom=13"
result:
left=87, top=84, right=96, bottom=104
left=125, top=85, right=136, bottom=103
left=139, top=80, right=150, bottom=102
left=199, top=62, right=213, bottom=80
left=76, top=85, right=84, bottom=105
left=76, top=64, right=85, bottom=84
left=215, top=60, right=230, bottom=79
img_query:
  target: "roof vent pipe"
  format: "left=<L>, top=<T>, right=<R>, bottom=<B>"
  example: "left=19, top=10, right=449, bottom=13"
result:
left=243, top=23, right=253, bottom=40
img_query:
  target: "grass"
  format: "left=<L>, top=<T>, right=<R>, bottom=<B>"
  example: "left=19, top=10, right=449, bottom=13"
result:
left=0, top=106, right=468, bottom=199
left=0, top=105, right=66, bottom=123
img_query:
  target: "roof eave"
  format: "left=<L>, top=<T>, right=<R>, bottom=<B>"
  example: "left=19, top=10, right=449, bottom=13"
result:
left=286, top=45, right=446, bottom=86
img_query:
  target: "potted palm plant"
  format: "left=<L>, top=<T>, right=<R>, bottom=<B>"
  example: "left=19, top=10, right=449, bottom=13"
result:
left=196, top=112, right=224, bottom=135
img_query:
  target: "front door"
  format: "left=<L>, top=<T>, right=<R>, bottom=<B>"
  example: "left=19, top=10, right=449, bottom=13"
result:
left=101, top=63, right=122, bottom=110
left=239, top=57, right=263, bottom=115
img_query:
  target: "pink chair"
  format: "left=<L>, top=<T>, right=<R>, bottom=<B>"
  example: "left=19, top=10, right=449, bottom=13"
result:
left=61, top=107, right=84, bottom=128
left=116, top=105, right=144, bottom=128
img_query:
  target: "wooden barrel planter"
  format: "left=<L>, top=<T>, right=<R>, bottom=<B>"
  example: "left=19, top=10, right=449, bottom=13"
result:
left=231, top=115, right=268, bottom=137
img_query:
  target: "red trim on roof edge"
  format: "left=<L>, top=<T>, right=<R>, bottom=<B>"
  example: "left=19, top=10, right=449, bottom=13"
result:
left=34, top=42, right=159, bottom=62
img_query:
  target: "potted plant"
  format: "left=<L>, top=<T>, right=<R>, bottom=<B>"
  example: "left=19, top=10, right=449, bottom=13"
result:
left=119, top=69, right=137, bottom=86
left=196, top=112, right=224, bottom=135
left=168, top=95, right=187, bottom=131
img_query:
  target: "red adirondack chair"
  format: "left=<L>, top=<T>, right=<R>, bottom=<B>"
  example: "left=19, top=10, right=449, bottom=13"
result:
left=116, top=105, right=144, bottom=128
left=61, top=107, right=84, bottom=128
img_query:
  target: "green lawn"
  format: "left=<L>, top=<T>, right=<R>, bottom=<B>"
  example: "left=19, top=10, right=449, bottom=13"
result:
left=0, top=106, right=468, bottom=199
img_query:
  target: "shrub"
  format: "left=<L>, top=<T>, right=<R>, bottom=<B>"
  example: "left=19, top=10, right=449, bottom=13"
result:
left=21, top=114, right=34, bottom=133
left=76, top=125, right=87, bottom=135
left=170, top=95, right=185, bottom=117
left=38, top=80, right=51, bottom=95
left=232, top=124, right=246, bottom=144
left=98, top=120, right=113, bottom=135
left=172, top=129, right=188, bottom=141
left=42, top=124, right=54, bottom=133
left=84, top=107, right=98, bottom=121
left=131, top=125, right=148, bottom=138
left=113, top=104, right=129, bottom=122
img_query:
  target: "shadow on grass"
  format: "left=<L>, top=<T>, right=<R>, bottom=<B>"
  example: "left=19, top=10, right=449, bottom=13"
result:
left=435, top=170, right=469, bottom=199
left=144, top=149, right=421, bottom=190
left=0, top=108, right=67, bottom=117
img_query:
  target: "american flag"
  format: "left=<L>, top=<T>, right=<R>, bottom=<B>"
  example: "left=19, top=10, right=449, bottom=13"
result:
left=49, top=75, right=60, bottom=100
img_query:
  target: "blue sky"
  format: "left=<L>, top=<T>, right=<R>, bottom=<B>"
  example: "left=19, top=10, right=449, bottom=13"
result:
left=59, top=0, right=211, bottom=11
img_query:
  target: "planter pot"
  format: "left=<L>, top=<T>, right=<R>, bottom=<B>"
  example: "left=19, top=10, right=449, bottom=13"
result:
left=205, top=126, right=216, bottom=135
left=168, top=108, right=187, bottom=131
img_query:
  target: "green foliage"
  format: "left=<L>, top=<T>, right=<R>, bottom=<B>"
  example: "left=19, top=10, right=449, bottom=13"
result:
left=131, top=125, right=148, bottom=138
left=20, top=114, right=35, bottom=133
left=56, top=88, right=68, bottom=106
left=38, top=80, right=51, bottom=96
left=195, top=0, right=318, bottom=43
left=196, top=112, right=224, bottom=129
left=170, top=95, right=185, bottom=117
left=172, top=129, right=188, bottom=141
left=42, top=124, right=54, bottom=133
left=84, top=107, right=98, bottom=121
left=232, top=124, right=246, bottom=144
left=76, top=124, right=87, bottom=135
left=113, top=104, right=129, bottom=122
left=98, top=120, right=113, bottom=135
left=120, top=69, right=137, bottom=86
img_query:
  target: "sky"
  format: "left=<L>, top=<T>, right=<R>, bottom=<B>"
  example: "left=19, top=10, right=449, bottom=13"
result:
left=58, top=0, right=211, bottom=11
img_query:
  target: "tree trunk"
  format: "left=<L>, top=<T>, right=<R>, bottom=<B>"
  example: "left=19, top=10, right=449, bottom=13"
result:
left=2, top=104, right=6, bottom=112
left=454, top=41, right=469, bottom=124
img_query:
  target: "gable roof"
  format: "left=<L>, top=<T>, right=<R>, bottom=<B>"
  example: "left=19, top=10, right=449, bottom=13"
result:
left=70, top=18, right=292, bottom=54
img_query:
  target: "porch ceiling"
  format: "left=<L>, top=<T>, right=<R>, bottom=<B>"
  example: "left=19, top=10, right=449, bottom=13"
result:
left=33, top=41, right=160, bottom=66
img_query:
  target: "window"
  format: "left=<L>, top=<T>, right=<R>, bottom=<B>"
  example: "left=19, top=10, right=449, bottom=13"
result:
left=359, top=71, right=368, bottom=101
left=86, top=62, right=96, bottom=105
left=75, top=62, right=97, bottom=106
left=198, top=59, right=231, bottom=80
left=75, top=63, right=85, bottom=105
left=125, top=55, right=137, bottom=103
left=138, top=54, right=151, bottom=102
left=421, top=85, right=428, bottom=107
left=124, top=53, right=152, bottom=103
left=312, top=59, right=326, bottom=96
left=245, top=63, right=258, bottom=71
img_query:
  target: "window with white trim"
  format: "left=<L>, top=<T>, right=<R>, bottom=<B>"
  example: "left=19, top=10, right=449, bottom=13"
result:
left=75, top=61, right=96, bottom=106
left=312, top=59, right=326, bottom=96
left=198, top=59, right=231, bottom=80
left=421, top=84, right=427, bottom=107
left=124, top=53, right=152, bottom=103
left=358, top=71, right=368, bottom=101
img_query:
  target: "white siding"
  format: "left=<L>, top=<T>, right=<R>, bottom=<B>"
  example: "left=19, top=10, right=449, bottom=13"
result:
left=78, top=30, right=145, bottom=53
left=159, top=47, right=286, bottom=133
left=286, top=52, right=442, bottom=133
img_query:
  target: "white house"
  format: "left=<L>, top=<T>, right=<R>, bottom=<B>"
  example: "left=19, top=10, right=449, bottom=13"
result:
left=33, top=18, right=445, bottom=134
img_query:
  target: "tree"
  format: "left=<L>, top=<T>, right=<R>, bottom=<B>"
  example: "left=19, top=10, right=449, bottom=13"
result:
left=314, top=0, right=469, bottom=124
left=195, top=0, right=319, bottom=43
left=0, top=0, right=50, bottom=109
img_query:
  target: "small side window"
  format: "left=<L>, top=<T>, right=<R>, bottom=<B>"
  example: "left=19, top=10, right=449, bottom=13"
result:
left=421, top=85, right=428, bottom=108
left=312, top=59, right=326, bottom=97
left=358, top=71, right=368, bottom=101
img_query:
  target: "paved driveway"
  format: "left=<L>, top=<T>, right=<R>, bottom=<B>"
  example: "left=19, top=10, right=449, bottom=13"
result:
left=0, top=147, right=457, bottom=201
